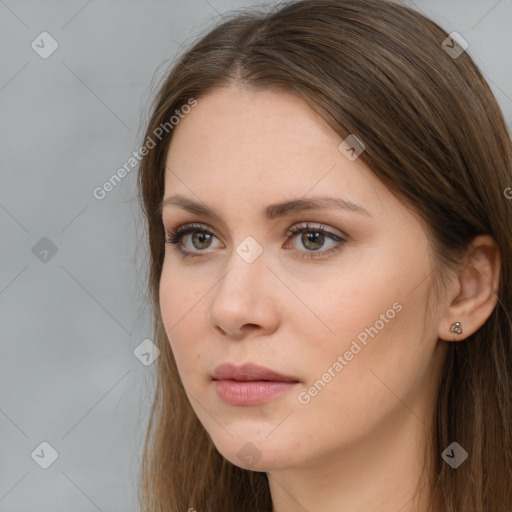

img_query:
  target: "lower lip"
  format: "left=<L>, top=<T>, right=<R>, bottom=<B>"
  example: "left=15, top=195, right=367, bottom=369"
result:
left=213, top=379, right=299, bottom=405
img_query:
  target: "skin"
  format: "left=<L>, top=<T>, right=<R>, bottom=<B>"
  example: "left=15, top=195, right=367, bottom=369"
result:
left=159, top=85, right=500, bottom=512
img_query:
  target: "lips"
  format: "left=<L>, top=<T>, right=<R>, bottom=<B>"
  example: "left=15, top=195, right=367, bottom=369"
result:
left=211, top=362, right=300, bottom=383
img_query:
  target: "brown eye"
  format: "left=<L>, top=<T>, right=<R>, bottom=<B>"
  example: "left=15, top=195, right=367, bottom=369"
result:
left=190, top=232, right=213, bottom=250
left=284, top=223, right=346, bottom=258
left=163, top=223, right=221, bottom=257
left=300, top=231, right=326, bottom=251
left=164, top=221, right=347, bottom=260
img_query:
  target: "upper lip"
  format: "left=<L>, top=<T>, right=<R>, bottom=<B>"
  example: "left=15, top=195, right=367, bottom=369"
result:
left=212, top=362, right=300, bottom=382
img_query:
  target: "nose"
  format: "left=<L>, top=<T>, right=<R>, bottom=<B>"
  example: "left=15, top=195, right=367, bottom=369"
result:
left=209, top=243, right=280, bottom=339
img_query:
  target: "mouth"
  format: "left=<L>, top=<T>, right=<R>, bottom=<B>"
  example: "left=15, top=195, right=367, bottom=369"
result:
left=211, top=362, right=300, bottom=383
left=212, top=379, right=300, bottom=405
left=211, top=362, right=300, bottom=405
left=216, top=378, right=290, bottom=382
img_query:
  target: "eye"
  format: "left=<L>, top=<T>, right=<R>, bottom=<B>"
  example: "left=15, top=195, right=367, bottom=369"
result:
left=163, top=222, right=347, bottom=259
left=283, top=222, right=347, bottom=259
left=163, top=223, right=221, bottom=257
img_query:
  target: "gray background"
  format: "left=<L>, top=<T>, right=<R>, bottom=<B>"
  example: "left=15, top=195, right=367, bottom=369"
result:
left=1, top=0, right=511, bottom=510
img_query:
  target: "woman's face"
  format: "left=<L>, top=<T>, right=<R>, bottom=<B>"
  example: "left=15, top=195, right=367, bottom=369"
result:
left=159, top=85, right=448, bottom=473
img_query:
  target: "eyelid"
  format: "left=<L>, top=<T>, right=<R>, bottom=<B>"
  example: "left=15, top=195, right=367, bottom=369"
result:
left=163, top=220, right=347, bottom=240
left=285, top=221, right=347, bottom=240
left=163, top=221, right=348, bottom=259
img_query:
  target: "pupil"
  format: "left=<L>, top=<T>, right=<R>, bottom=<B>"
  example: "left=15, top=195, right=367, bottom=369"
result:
left=193, top=232, right=211, bottom=249
left=303, top=232, right=324, bottom=250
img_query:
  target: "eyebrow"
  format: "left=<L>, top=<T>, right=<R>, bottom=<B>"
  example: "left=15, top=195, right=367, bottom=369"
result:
left=159, top=194, right=372, bottom=219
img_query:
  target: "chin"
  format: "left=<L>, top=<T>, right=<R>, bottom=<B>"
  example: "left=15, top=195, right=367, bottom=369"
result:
left=212, top=436, right=300, bottom=472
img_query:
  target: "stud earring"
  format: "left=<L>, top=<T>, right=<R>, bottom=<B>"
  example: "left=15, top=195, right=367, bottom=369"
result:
left=450, top=321, right=463, bottom=336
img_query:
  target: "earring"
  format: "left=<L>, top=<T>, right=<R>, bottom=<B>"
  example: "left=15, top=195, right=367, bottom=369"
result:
left=450, top=321, right=463, bottom=336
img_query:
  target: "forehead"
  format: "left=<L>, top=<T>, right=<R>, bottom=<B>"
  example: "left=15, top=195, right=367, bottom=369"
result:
left=161, top=86, right=414, bottom=230
left=166, top=87, right=374, bottom=188
left=169, top=86, right=336, bottom=165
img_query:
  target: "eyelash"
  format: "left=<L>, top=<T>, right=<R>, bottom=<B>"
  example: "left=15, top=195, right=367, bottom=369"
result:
left=163, top=222, right=347, bottom=260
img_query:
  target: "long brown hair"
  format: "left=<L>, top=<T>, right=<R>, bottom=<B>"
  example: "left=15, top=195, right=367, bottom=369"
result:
left=136, top=1, right=512, bottom=510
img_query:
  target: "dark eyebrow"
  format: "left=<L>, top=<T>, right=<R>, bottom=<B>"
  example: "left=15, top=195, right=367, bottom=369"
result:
left=159, top=194, right=372, bottom=219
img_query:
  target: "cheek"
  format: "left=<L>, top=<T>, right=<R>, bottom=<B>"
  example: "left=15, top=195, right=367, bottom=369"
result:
left=159, top=260, right=206, bottom=327
left=291, top=244, right=435, bottom=408
left=159, top=267, right=207, bottom=382
left=289, top=298, right=433, bottom=452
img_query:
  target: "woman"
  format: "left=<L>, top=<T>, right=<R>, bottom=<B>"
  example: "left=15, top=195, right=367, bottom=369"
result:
left=136, top=0, right=512, bottom=510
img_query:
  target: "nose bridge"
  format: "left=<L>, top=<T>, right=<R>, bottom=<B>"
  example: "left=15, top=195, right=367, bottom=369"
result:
left=217, top=235, right=267, bottom=299
left=209, top=235, right=276, bottom=333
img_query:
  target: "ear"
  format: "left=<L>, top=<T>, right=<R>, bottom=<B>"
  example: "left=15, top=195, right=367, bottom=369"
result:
left=438, top=235, right=501, bottom=342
